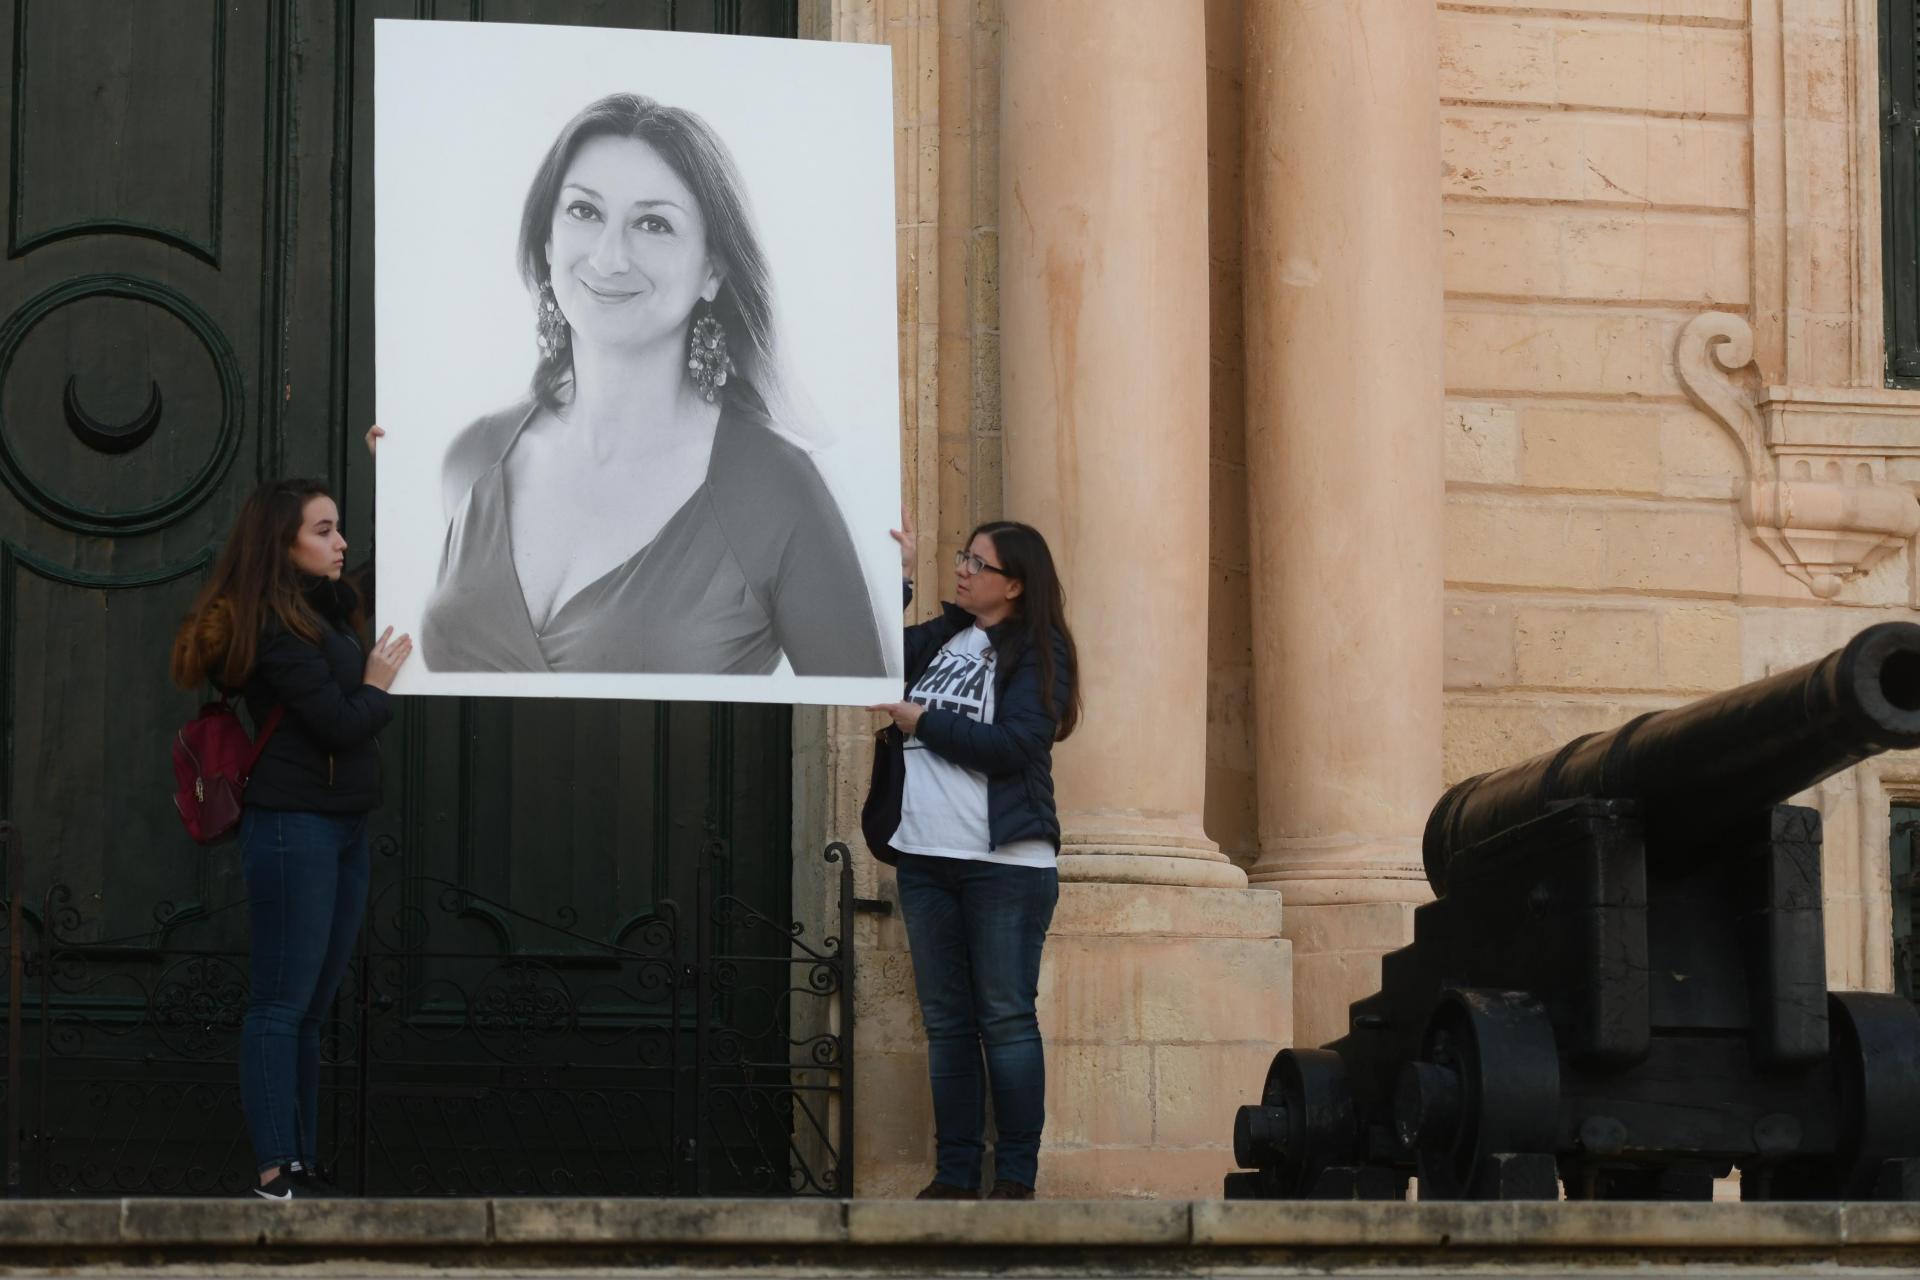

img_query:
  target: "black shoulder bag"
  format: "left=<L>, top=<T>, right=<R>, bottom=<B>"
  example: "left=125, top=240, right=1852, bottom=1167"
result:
left=860, top=724, right=906, bottom=866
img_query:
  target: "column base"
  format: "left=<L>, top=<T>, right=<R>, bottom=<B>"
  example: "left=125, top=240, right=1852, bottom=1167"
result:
left=1057, top=816, right=1247, bottom=888
left=1058, top=852, right=1248, bottom=889
left=1245, top=835, right=1430, bottom=904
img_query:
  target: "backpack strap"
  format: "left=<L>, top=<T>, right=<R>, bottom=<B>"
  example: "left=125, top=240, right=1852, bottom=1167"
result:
left=242, top=706, right=287, bottom=780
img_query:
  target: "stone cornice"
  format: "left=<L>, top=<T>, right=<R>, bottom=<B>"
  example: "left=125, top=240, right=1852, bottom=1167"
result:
left=1760, top=386, right=1920, bottom=456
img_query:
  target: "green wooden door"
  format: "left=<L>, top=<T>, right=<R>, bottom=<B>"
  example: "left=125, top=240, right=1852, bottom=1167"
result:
left=1896, top=805, right=1918, bottom=1000
left=1, top=0, right=803, bottom=1195
left=1883, top=0, right=1920, bottom=384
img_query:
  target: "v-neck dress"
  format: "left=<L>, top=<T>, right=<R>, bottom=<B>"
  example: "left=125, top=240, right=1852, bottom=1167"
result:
left=420, top=389, right=885, bottom=676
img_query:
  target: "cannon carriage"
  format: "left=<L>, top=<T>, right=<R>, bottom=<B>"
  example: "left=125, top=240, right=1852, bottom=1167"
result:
left=1227, top=623, right=1920, bottom=1202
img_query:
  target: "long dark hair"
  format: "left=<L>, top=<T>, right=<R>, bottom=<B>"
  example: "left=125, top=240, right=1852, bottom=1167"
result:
left=170, top=479, right=354, bottom=691
left=975, top=521, right=1081, bottom=740
left=518, top=93, right=779, bottom=414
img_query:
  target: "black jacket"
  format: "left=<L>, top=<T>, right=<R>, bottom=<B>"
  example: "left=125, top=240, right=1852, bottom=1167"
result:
left=903, top=602, right=1073, bottom=851
left=241, top=579, right=392, bottom=814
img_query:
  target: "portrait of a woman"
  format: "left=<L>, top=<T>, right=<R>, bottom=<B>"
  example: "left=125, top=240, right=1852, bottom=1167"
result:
left=419, top=92, right=887, bottom=678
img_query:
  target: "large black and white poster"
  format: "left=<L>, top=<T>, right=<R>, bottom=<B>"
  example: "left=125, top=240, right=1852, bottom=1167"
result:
left=374, top=20, right=901, bottom=705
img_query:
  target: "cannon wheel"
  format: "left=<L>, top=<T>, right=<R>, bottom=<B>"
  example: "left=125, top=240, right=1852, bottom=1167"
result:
left=1254, top=1048, right=1357, bottom=1196
left=1830, top=991, right=1920, bottom=1198
left=1414, top=989, right=1561, bottom=1200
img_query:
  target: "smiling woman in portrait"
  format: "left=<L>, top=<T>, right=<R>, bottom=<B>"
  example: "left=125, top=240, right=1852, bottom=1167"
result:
left=419, top=92, right=885, bottom=676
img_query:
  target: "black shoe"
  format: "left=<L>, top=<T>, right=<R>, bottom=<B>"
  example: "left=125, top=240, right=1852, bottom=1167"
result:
left=986, top=1179, right=1034, bottom=1200
left=914, top=1179, right=979, bottom=1200
left=295, top=1166, right=346, bottom=1197
left=251, top=1165, right=339, bottom=1200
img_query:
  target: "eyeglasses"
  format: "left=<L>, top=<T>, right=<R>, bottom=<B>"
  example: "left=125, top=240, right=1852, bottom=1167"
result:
left=955, top=549, right=1011, bottom=578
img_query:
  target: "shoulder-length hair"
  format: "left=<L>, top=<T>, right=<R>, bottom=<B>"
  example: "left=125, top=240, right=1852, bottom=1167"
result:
left=975, top=521, right=1082, bottom=740
left=170, top=478, right=353, bottom=691
left=518, top=93, right=782, bottom=416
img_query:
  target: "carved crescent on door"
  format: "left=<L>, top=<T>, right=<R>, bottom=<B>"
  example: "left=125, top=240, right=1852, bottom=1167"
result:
left=64, top=376, right=162, bottom=455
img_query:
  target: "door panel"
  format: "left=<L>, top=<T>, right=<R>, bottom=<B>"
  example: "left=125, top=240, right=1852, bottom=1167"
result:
left=1, top=0, right=802, bottom=1194
left=1, top=0, right=288, bottom=949
left=10, top=0, right=226, bottom=261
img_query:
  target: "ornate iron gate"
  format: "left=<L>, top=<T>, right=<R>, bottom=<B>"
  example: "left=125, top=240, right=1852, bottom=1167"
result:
left=0, top=822, right=852, bottom=1198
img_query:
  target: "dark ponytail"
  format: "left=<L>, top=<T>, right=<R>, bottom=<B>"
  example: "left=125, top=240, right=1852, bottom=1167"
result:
left=972, top=521, right=1081, bottom=741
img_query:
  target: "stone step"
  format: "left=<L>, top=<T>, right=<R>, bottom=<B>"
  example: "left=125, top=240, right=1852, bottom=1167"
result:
left=0, top=1199, right=1911, bottom=1275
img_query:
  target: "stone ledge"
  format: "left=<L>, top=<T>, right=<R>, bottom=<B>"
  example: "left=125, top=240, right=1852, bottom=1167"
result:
left=0, top=1199, right=119, bottom=1246
left=115, top=1197, right=490, bottom=1247
left=492, top=1198, right=841, bottom=1244
left=0, top=1197, right=1909, bottom=1262
left=1193, top=1201, right=1856, bottom=1248
left=846, top=1198, right=1187, bottom=1245
left=1844, top=1203, right=1920, bottom=1246
left=6, top=1198, right=494, bottom=1249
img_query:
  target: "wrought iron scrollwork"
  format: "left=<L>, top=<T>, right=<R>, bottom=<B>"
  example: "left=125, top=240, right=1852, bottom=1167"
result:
left=2, top=843, right=854, bottom=1198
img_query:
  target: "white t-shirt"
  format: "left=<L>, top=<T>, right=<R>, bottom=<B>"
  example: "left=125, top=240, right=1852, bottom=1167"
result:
left=890, top=625, right=1056, bottom=868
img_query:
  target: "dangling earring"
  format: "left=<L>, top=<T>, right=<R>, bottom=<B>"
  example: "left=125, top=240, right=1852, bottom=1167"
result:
left=535, top=282, right=569, bottom=361
left=686, top=302, right=734, bottom=404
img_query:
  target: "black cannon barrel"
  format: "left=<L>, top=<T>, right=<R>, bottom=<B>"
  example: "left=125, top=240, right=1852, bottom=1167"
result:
left=1423, top=622, right=1920, bottom=894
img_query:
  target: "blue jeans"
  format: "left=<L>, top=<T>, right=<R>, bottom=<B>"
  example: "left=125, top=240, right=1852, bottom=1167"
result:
left=895, top=853, right=1059, bottom=1191
left=238, top=808, right=369, bottom=1175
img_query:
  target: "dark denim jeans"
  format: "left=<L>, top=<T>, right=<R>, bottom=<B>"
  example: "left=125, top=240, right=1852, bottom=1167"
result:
left=895, top=852, right=1059, bottom=1191
left=238, top=808, right=370, bottom=1175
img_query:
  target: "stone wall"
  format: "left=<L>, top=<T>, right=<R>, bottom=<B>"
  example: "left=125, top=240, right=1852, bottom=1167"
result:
left=802, top=0, right=1013, bottom=1196
left=1439, top=0, right=1756, bottom=796
left=1437, top=0, right=1920, bottom=997
left=817, top=0, right=1920, bottom=1200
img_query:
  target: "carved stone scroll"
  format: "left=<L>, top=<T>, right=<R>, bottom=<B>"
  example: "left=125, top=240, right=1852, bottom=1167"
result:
left=1677, top=312, right=1920, bottom=600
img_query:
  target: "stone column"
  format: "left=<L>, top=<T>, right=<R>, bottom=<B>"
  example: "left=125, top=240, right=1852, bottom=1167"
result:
left=903, top=0, right=1295, bottom=1198
left=1242, top=0, right=1446, bottom=1042
left=1000, top=0, right=1243, bottom=891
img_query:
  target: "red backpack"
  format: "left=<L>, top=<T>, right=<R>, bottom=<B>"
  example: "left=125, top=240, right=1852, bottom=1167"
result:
left=171, top=701, right=285, bottom=844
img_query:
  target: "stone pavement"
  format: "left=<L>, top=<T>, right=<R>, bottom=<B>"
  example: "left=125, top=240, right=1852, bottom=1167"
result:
left=0, top=1199, right=1909, bottom=1275
left=7, top=1271, right=1920, bottom=1280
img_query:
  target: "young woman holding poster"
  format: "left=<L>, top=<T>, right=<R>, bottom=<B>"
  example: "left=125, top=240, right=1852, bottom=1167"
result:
left=171, top=477, right=410, bottom=1199
left=421, top=92, right=884, bottom=679
left=873, top=518, right=1082, bottom=1201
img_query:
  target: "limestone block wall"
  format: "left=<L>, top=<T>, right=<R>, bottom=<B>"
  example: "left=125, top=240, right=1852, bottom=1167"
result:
left=1438, top=0, right=1920, bottom=996
left=1439, top=0, right=1754, bottom=715
left=809, top=0, right=1920, bottom=1199
left=802, top=0, right=1015, bottom=1193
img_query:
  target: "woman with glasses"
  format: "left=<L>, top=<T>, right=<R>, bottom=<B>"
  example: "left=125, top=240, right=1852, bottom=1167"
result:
left=874, top=519, right=1082, bottom=1201
left=171, top=475, right=411, bottom=1198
